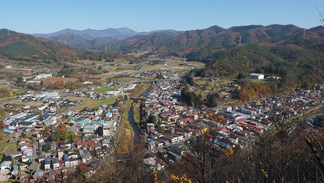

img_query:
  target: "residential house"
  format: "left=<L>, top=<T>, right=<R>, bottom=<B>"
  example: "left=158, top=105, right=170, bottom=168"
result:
left=77, top=118, right=91, bottom=128
left=12, top=166, right=19, bottom=176
left=70, top=158, right=79, bottom=166
left=52, top=158, right=60, bottom=170
left=63, top=154, right=70, bottom=167
left=80, top=152, right=92, bottom=163
left=44, top=116, right=58, bottom=125
left=83, top=125, right=98, bottom=133
left=4, top=151, right=22, bottom=158
left=23, top=148, right=33, bottom=157
left=44, top=158, right=51, bottom=171
left=22, top=155, right=30, bottom=163
left=0, top=161, right=11, bottom=173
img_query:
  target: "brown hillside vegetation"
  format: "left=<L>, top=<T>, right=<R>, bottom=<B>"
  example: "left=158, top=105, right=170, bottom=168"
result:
left=68, top=122, right=324, bottom=183
left=37, top=77, right=79, bottom=84
left=0, top=29, right=128, bottom=62
left=103, top=24, right=314, bottom=58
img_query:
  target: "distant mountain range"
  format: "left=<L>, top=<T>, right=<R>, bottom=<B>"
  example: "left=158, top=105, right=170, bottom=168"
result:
left=0, top=29, right=125, bottom=62
left=35, top=24, right=324, bottom=58
left=103, top=24, right=311, bottom=56
left=1, top=24, right=324, bottom=67
left=34, top=27, right=138, bottom=38
left=33, top=28, right=183, bottom=50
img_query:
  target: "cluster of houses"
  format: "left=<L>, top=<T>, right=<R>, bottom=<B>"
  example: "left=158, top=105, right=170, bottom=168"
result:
left=71, top=83, right=136, bottom=99
left=142, top=80, right=324, bottom=167
left=131, top=69, right=175, bottom=79
left=0, top=89, right=124, bottom=182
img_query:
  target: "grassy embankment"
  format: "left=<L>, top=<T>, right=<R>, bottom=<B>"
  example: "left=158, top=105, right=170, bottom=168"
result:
left=131, top=83, right=150, bottom=124
left=114, top=100, right=133, bottom=155
left=114, top=83, right=150, bottom=154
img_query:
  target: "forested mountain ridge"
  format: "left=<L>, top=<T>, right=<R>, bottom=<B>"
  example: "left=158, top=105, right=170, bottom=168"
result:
left=0, top=29, right=126, bottom=62
left=103, top=24, right=324, bottom=60
left=102, top=25, right=302, bottom=53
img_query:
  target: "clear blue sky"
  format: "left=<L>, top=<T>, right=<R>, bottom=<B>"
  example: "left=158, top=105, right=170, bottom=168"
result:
left=2, top=0, right=324, bottom=34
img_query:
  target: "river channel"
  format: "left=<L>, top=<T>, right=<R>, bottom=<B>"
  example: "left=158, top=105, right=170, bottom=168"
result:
left=127, top=82, right=152, bottom=144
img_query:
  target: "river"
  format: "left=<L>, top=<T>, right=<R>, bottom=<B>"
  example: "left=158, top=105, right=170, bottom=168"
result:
left=128, top=82, right=152, bottom=144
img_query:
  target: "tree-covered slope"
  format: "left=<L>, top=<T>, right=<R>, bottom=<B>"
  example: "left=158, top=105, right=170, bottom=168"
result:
left=0, top=29, right=126, bottom=62
left=104, top=24, right=311, bottom=57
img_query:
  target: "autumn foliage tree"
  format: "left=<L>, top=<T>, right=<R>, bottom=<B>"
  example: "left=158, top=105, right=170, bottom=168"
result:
left=8, top=90, right=13, bottom=97
left=50, top=122, right=75, bottom=141
left=54, top=80, right=64, bottom=89
left=238, top=82, right=271, bottom=101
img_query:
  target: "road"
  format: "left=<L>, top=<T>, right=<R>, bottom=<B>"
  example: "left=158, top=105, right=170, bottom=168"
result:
left=30, top=141, right=39, bottom=172
left=106, top=99, right=128, bottom=156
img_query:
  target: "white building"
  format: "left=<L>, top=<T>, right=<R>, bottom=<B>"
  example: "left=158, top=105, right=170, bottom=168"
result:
left=103, top=121, right=116, bottom=137
left=95, top=109, right=103, bottom=116
left=83, top=81, right=92, bottom=85
left=4, top=112, right=27, bottom=125
left=106, top=90, right=120, bottom=96
left=35, top=73, right=52, bottom=80
left=124, top=84, right=136, bottom=91
left=44, top=116, right=58, bottom=125
left=249, top=73, right=264, bottom=80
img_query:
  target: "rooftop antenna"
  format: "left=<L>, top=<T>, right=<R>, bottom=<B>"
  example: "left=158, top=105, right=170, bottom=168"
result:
left=239, top=35, right=241, bottom=46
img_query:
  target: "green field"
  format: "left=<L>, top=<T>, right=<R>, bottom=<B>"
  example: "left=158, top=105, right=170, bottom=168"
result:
left=0, top=142, right=17, bottom=153
left=0, top=132, right=17, bottom=161
left=251, top=79, right=266, bottom=84
left=74, top=98, right=116, bottom=111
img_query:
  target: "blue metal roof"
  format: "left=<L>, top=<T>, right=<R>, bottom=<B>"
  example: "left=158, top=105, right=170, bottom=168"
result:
left=77, top=118, right=91, bottom=125
left=213, top=139, right=230, bottom=148
left=93, top=120, right=104, bottom=125
left=3, top=129, right=13, bottom=134
left=13, top=166, right=18, bottom=171
left=63, top=154, right=69, bottom=161
left=79, top=150, right=84, bottom=155
left=45, top=158, right=51, bottom=164
left=83, top=125, right=97, bottom=129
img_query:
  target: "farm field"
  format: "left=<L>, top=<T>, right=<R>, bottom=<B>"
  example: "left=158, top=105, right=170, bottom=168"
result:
left=93, top=86, right=114, bottom=92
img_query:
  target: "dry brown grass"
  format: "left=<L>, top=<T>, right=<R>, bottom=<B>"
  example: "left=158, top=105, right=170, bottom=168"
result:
left=37, top=77, right=79, bottom=84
